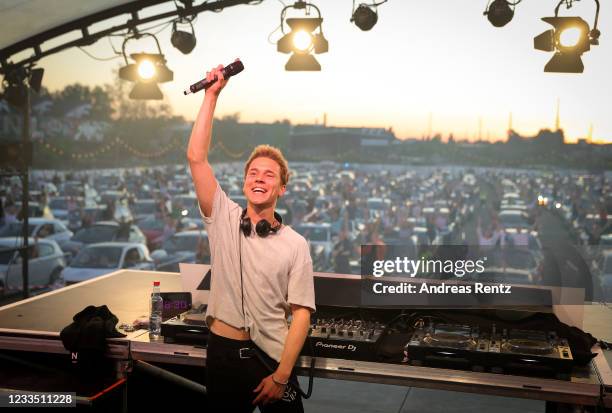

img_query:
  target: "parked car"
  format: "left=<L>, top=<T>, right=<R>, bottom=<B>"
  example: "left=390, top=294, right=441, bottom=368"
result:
left=0, top=218, right=73, bottom=245
left=498, top=210, right=532, bottom=231
left=62, top=242, right=154, bottom=284
left=136, top=216, right=166, bottom=247
left=15, top=201, right=43, bottom=218
left=48, top=196, right=82, bottom=221
left=474, top=247, right=543, bottom=285
left=62, top=221, right=147, bottom=258
left=152, top=230, right=209, bottom=272
left=131, top=199, right=159, bottom=222
left=0, top=237, right=67, bottom=293
left=294, top=223, right=333, bottom=259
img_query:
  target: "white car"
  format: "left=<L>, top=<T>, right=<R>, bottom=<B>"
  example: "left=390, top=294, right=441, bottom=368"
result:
left=498, top=210, right=531, bottom=231
left=0, top=218, right=73, bottom=244
left=62, top=242, right=154, bottom=284
left=294, top=223, right=333, bottom=258
left=0, top=237, right=67, bottom=293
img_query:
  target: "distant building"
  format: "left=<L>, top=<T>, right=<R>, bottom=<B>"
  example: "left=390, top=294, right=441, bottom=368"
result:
left=289, top=125, right=397, bottom=157
left=507, top=128, right=565, bottom=147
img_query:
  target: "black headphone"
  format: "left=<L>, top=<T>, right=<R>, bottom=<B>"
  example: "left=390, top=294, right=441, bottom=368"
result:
left=239, top=208, right=283, bottom=237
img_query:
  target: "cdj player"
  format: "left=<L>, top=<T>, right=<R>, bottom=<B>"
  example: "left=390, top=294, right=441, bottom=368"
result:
left=406, top=322, right=574, bottom=379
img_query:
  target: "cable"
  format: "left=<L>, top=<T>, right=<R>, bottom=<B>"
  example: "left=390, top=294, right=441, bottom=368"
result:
left=554, top=0, right=600, bottom=31
left=77, top=47, right=121, bottom=62
left=267, top=24, right=283, bottom=45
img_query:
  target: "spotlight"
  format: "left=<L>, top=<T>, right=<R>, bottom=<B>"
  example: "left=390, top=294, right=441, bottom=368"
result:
left=484, top=0, right=514, bottom=28
left=171, top=19, right=197, bottom=55
left=534, top=16, right=594, bottom=73
left=277, top=2, right=328, bottom=71
left=119, top=34, right=174, bottom=99
left=351, top=4, right=378, bottom=31
left=1, top=65, right=44, bottom=108
left=293, top=30, right=314, bottom=51
left=119, top=53, right=173, bottom=99
left=137, top=59, right=156, bottom=79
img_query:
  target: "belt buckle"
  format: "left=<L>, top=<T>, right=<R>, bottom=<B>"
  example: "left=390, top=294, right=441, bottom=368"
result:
left=239, top=348, right=251, bottom=359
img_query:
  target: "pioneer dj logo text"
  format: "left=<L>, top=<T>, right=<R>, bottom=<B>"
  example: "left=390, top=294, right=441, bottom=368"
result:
left=315, top=341, right=357, bottom=351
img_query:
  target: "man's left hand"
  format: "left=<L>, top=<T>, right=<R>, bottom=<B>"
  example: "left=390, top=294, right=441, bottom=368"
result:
left=252, top=374, right=286, bottom=405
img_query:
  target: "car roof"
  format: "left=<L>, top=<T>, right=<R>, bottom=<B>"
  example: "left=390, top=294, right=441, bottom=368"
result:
left=21, top=218, right=62, bottom=225
left=84, top=242, right=142, bottom=249
left=92, top=221, right=120, bottom=227
left=499, top=210, right=525, bottom=216
left=173, top=230, right=207, bottom=237
left=295, top=223, right=331, bottom=228
left=0, top=237, right=54, bottom=246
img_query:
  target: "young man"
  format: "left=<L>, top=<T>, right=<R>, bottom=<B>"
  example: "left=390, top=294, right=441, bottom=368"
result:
left=187, top=63, right=315, bottom=412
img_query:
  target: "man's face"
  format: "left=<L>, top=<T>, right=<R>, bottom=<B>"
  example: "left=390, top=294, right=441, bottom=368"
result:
left=243, top=157, right=286, bottom=208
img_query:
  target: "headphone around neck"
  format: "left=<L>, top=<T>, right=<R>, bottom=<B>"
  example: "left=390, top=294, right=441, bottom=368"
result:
left=240, top=208, right=283, bottom=237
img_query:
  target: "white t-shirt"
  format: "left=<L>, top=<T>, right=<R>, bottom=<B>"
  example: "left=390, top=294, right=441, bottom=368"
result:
left=202, top=183, right=315, bottom=361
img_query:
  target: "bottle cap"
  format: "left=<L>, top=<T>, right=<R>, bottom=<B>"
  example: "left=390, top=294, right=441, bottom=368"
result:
left=153, top=281, right=160, bottom=286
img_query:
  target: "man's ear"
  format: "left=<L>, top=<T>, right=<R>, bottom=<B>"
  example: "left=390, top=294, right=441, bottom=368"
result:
left=278, top=185, right=287, bottom=198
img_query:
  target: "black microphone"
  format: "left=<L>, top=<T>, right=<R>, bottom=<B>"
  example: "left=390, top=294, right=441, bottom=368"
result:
left=183, top=59, right=244, bottom=95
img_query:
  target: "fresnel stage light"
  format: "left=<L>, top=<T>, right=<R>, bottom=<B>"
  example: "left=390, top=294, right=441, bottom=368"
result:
left=533, top=0, right=600, bottom=73
left=119, top=33, right=174, bottom=99
left=277, top=1, right=328, bottom=71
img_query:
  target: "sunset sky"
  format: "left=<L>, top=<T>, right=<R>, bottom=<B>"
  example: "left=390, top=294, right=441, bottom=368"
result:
left=24, top=0, right=612, bottom=143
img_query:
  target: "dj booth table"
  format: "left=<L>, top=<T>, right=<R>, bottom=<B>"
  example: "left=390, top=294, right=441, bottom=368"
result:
left=1, top=269, right=611, bottom=410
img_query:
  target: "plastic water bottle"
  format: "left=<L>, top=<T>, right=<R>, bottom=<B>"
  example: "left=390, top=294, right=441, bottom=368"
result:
left=149, top=281, right=163, bottom=340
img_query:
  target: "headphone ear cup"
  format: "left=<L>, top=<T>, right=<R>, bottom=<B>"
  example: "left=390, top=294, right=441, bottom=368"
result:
left=255, top=219, right=271, bottom=237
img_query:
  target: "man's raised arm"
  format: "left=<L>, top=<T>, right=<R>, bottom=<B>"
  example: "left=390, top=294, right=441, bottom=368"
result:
left=187, top=64, right=229, bottom=218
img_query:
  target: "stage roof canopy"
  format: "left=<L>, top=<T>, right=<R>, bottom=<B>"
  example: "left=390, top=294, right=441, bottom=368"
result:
left=0, top=0, right=251, bottom=67
left=0, top=0, right=132, bottom=52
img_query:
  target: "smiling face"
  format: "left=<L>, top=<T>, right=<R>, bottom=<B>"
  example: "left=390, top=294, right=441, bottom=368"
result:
left=243, top=157, right=287, bottom=209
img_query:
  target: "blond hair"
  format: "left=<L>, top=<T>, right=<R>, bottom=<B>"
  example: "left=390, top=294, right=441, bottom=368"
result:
left=244, top=145, right=290, bottom=186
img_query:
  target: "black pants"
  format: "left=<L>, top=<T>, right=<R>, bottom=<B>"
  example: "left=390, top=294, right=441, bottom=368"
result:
left=206, top=332, right=304, bottom=413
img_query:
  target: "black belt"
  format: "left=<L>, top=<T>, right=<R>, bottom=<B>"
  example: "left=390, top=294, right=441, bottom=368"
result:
left=238, top=347, right=256, bottom=359
left=232, top=346, right=312, bottom=399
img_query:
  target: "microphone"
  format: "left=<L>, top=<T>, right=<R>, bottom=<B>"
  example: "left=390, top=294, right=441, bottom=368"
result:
left=183, top=59, right=244, bottom=95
